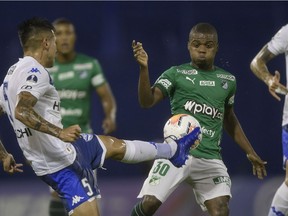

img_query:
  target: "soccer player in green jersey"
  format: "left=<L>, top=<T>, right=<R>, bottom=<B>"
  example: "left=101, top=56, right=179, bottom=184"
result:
left=131, top=23, right=267, bottom=216
left=47, top=18, right=117, bottom=216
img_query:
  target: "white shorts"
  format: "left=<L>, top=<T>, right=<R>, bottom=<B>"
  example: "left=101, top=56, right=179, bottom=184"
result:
left=137, top=156, right=232, bottom=211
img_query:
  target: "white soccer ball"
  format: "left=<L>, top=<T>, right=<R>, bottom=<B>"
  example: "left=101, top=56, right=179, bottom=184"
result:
left=163, top=114, right=202, bottom=147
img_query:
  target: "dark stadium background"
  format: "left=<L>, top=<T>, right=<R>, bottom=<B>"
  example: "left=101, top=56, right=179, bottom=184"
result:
left=0, top=2, right=287, bottom=216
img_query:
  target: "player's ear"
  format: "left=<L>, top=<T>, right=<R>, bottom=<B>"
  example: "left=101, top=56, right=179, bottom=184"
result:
left=42, top=38, right=49, bottom=49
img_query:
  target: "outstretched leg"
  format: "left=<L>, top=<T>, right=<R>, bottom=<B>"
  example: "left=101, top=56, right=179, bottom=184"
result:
left=98, top=127, right=201, bottom=168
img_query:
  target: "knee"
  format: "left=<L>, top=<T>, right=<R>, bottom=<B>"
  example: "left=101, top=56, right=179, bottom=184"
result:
left=142, top=195, right=162, bottom=215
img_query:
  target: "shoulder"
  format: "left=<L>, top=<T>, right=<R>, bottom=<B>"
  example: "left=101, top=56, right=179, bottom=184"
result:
left=214, top=66, right=236, bottom=82
left=163, top=63, right=192, bottom=74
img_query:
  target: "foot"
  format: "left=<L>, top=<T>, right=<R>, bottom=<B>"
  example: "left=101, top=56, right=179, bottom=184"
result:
left=169, top=127, right=201, bottom=168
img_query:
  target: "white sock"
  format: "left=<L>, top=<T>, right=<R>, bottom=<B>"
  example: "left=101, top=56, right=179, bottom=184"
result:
left=121, top=140, right=177, bottom=163
left=268, top=182, right=288, bottom=216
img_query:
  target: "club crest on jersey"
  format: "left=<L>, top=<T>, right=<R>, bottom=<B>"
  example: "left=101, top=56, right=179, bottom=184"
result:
left=26, top=75, right=38, bottom=84
left=221, top=80, right=228, bottom=89
left=79, top=71, right=88, bottom=79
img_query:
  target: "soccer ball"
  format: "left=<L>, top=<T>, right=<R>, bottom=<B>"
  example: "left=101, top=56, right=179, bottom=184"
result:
left=163, top=114, right=202, bottom=148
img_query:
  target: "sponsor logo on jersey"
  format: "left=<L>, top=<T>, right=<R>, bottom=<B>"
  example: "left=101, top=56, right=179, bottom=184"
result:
left=7, top=65, right=16, bottom=75
left=216, top=74, right=235, bottom=81
left=26, top=75, right=38, bottom=84
left=72, top=195, right=84, bottom=206
left=201, top=126, right=216, bottom=138
left=61, top=108, right=83, bottom=116
left=21, top=85, right=32, bottom=90
left=74, top=63, right=93, bottom=70
left=176, top=69, right=198, bottom=75
left=58, top=90, right=87, bottom=100
left=184, top=100, right=223, bottom=120
left=213, top=176, right=231, bottom=187
left=29, top=68, right=41, bottom=73
left=199, top=80, right=215, bottom=86
left=58, top=71, right=74, bottom=81
left=185, top=76, right=195, bottom=84
left=15, top=127, right=32, bottom=138
left=157, top=79, right=172, bottom=89
left=221, top=80, right=228, bottom=89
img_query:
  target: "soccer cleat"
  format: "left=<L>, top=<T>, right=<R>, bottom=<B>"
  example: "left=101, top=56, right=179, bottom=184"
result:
left=169, top=127, right=201, bottom=168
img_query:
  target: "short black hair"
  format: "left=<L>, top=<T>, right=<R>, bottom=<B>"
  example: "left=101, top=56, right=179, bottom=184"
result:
left=189, top=23, right=218, bottom=42
left=17, top=17, right=55, bottom=51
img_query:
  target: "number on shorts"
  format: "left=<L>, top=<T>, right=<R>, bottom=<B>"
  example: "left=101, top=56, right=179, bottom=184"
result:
left=152, top=161, right=170, bottom=176
left=81, top=178, right=93, bottom=196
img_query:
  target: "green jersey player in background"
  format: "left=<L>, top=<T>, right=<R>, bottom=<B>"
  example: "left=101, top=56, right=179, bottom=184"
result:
left=131, top=23, right=267, bottom=216
left=47, top=18, right=117, bottom=216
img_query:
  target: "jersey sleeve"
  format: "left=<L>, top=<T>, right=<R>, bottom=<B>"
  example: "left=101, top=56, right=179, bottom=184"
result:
left=268, top=24, right=288, bottom=55
left=91, top=59, right=106, bottom=88
left=153, top=67, right=175, bottom=98
left=225, top=77, right=236, bottom=107
left=17, top=66, right=51, bottom=99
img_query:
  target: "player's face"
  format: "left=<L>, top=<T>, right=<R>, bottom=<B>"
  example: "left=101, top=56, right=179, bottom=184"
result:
left=54, top=23, right=76, bottom=55
left=188, top=32, right=218, bottom=70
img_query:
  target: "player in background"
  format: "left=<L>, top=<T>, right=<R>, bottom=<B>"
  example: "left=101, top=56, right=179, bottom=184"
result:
left=47, top=17, right=117, bottom=216
left=250, top=23, right=288, bottom=216
left=131, top=22, right=267, bottom=216
left=0, top=17, right=201, bottom=216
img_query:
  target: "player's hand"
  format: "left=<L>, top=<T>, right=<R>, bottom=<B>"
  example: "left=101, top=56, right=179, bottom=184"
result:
left=246, top=153, right=267, bottom=180
left=132, top=40, right=148, bottom=67
left=2, top=153, right=23, bottom=174
left=59, top=124, right=82, bottom=142
left=102, top=117, right=117, bottom=134
left=267, top=70, right=288, bottom=101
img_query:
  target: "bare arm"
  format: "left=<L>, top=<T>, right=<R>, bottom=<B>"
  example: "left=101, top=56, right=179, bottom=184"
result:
left=223, top=106, right=267, bottom=179
left=132, top=40, right=164, bottom=108
left=250, top=45, right=288, bottom=100
left=0, top=106, right=23, bottom=173
left=96, top=83, right=117, bottom=134
left=15, top=91, right=81, bottom=142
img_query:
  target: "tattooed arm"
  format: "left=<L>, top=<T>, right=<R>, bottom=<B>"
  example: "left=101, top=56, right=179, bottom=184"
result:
left=15, top=91, right=81, bottom=142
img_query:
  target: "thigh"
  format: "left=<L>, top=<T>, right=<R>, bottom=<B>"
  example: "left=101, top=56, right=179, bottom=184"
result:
left=74, top=134, right=106, bottom=169
left=138, top=158, right=190, bottom=202
left=188, top=157, right=232, bottom=211
left=40, top=159, right=100, bottom=215
left=72, top=198, right=100, bottom=216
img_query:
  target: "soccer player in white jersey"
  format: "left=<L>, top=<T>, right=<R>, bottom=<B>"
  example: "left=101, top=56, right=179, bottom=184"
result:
left=251, top=24, right=288, bottom=216
left=0, top=17, right=201, bottom=216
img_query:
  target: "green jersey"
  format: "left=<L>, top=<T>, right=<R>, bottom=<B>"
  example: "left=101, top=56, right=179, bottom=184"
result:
left=48, top=53, right=106, bottom=133
left=154, top=63, right=236, bottom=160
